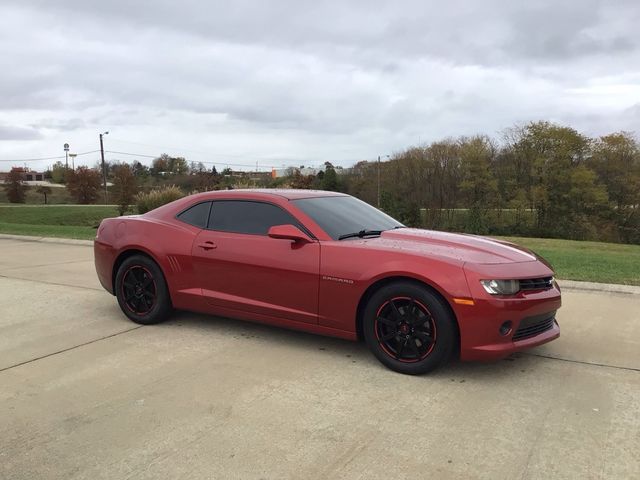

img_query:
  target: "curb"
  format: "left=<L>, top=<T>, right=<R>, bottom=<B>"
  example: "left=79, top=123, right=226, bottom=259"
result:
left=0, top=233, right=93, bottom=246
left=1, top=233, right=639, bottom=295
left=558, top=279, right=640, bottom=296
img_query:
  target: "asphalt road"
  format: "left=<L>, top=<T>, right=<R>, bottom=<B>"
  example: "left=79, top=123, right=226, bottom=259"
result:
left=1, top=238, right=639, bottom=480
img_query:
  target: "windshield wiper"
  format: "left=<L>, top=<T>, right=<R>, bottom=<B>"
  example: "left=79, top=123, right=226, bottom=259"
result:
left=338, top=229, right=385, bottom=240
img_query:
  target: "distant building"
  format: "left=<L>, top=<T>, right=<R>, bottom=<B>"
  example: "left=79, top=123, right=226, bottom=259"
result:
left=25, top=171, right=45, bottom=181
left=0, top=169, right=60, bottom=186
left=0, top=167, right=37, bottom=182
left=0, top=168, right=44, bottom=182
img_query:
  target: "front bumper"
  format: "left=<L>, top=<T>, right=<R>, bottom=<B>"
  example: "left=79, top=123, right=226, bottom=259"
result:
left=462, top=316, right=560, bottom=361
left=457, top=262, right=562, bottom=361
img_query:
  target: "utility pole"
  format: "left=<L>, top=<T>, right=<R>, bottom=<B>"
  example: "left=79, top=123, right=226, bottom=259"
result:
left=377, top=154, right=389, bottom=208
left=377, top=155, right=380, bottom=207
left=99, top=131, right=109, bottom=204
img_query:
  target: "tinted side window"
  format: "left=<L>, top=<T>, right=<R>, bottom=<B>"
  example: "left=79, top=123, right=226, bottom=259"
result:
left=208, top=201, right=299, bottom=235
left=177, top=201, right=211, bottom=228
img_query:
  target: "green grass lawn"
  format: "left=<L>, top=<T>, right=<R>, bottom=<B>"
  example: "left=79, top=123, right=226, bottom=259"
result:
left=0, top=205, right=638, bottom=285
left=0, top=222, right=98, bottom=240
left=0, top=186, right=75, bottom=204
left=0, top=205, right=120, bottom=240
left=497, top=236, right=640, bottom=286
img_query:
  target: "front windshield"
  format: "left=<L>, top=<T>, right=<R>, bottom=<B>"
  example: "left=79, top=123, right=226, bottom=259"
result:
left=292, top=196, right=404, bottom=240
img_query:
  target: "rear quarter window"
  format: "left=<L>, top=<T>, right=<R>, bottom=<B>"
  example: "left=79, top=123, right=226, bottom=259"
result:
left=176, top=201, right=212, bottom=228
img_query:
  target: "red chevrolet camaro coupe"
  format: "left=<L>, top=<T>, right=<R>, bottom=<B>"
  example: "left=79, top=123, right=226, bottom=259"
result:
left=94, top=189, right=561, bottom=374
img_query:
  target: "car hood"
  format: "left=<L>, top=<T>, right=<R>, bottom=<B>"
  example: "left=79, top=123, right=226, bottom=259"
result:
left=356, top=228, right=538, bottom=265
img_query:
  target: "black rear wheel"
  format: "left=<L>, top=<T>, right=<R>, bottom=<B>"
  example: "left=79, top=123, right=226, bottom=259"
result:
left=363, top=281, right=456, bottom=374
left=115, top=255, right=172, bottom=325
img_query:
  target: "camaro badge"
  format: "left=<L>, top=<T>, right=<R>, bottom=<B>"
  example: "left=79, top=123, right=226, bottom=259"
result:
left=322, top=275, right=354, bottom=285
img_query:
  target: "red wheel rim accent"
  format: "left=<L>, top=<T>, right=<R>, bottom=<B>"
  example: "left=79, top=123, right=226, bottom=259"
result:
left=121, top=265, right=157, bottom=316
left=374, top=296, right=437, bottom=363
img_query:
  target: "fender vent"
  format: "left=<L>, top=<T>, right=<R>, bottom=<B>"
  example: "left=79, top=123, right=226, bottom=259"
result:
left=166, top=255, right=181, bottom=273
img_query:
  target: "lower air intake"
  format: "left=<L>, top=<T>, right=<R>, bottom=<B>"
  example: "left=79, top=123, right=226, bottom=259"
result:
left=513, top=312, right=556, bottom=341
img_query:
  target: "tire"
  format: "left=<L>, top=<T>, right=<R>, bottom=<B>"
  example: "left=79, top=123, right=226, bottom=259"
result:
left=362, top=281, right=456, bottom=375
left=115, top=254, right=172, bottom=325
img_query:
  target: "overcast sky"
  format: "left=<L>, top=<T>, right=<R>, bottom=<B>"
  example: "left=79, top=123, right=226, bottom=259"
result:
left=1, top=0, right=639, bottom=171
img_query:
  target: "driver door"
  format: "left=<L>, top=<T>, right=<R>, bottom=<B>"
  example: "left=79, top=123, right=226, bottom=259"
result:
left=191, top=200, right=320, bottom=324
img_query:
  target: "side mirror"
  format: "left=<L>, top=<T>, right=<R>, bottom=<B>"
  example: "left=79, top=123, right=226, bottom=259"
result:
left=268, top=224, right=312, bottom=243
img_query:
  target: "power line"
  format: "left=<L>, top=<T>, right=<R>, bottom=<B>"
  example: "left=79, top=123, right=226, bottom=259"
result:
left=1, top=148, right=294, bottom=170
left=106, top=157, right=272, bottom=171
left=105, top=137, right=355, bottom=167
left=0, top=150, right=101, bottom=163
left=1, top=144, right=365, bottom=171
left=105, top=150, right=155, bottom=159
left=105, top=150, right=274, bottom=169
left=0, top=155, right=65, bottom=163
left=76, top=150, right=101, bottom=156
left=198, top=160, right=273, bottom=169
left=107, top=138, right=256, bottom=159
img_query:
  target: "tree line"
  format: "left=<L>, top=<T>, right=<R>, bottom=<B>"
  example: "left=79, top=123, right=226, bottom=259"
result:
left=3, top=121, right=639, bottom=244
left=341, top=122, right=639, bottom=244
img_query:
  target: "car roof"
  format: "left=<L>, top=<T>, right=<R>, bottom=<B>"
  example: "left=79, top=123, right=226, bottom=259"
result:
left=203, top=189, right=348, bottom=200
left=144, top=188, right=350, bottom=222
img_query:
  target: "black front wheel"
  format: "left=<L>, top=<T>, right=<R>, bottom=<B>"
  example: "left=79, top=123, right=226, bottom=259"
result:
left=115, top=255, right=172, bottom=325
left=363, top=281, right=456, bottom=374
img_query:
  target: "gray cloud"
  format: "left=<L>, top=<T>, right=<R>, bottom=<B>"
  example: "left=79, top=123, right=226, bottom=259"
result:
left=0, top=0, right=638, bottom=168
left=0, top=125, right=42, bottom=141
left=32, top=118, right=86, bottom=131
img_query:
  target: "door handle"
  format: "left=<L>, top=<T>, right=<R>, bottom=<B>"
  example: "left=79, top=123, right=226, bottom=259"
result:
left=197, top=241, right=217, bottom=250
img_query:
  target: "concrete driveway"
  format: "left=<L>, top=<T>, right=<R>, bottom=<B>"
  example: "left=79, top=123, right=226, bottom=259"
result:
left=1, top=237, right=638, bottom=480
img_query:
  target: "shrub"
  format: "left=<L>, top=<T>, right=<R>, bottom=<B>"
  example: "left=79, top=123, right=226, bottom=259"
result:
left=66, top=167, right=101, bottom=204
left=4, top=168, right=28, bottom=203
left=136, top=185, right=184, bottom=214
left=51, top=161, right=67, bottom=184
left=112, top=164, right=138, bottom=215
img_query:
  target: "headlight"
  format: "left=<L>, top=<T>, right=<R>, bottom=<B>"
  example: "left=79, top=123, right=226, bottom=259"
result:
left=480, top=279, right=520, bottom=295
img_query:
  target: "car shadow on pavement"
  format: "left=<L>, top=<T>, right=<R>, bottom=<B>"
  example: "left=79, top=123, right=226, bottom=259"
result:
left=158, top=310, right=545, bottom=380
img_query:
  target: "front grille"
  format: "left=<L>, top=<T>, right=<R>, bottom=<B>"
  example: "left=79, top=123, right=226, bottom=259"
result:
left=513, top=312, right=556, bottom=341
left=519, top=276, right=553, bottom=291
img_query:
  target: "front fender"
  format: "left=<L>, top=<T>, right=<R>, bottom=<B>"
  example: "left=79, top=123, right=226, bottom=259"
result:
left=317, top=243, right=471, bottom=332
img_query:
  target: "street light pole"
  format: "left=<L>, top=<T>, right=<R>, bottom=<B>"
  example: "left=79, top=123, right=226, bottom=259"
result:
left=99, top=131, right=109, bottom=205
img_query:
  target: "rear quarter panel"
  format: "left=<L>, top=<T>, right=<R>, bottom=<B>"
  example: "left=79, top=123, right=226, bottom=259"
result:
left=95, top=216, right=202, bottom=310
